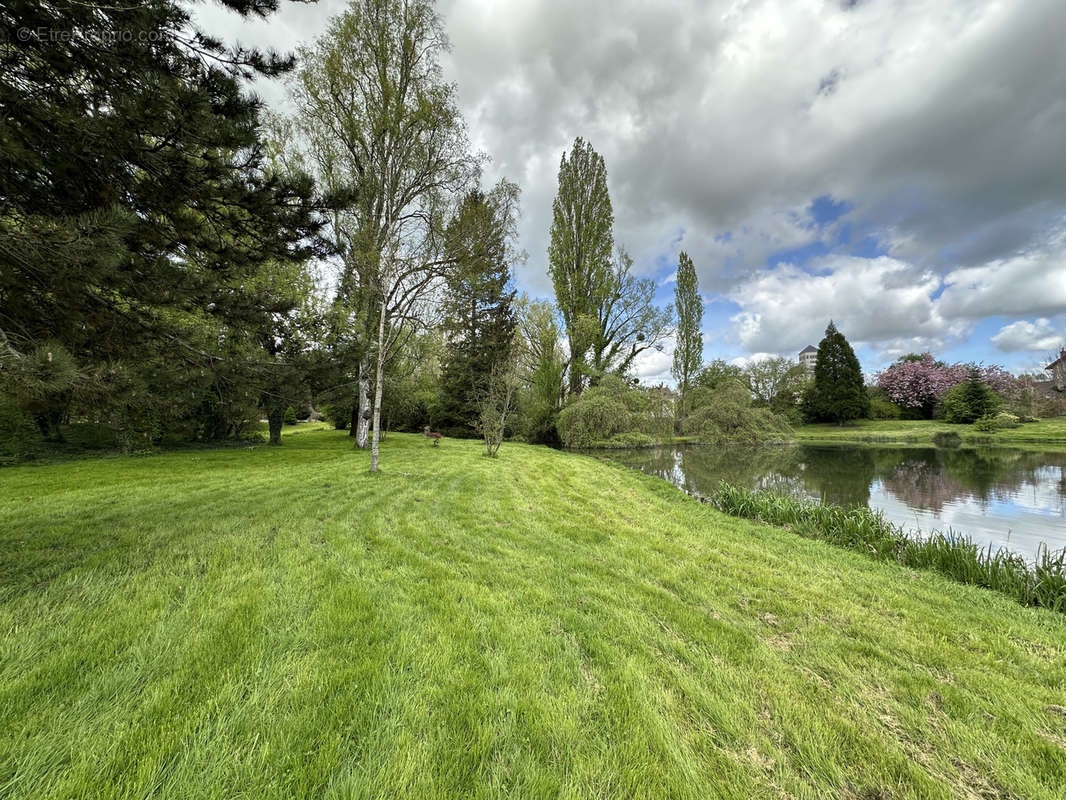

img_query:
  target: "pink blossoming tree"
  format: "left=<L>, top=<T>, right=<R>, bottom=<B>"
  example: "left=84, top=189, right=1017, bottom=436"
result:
left=875, top=355, right=1016, bottom=418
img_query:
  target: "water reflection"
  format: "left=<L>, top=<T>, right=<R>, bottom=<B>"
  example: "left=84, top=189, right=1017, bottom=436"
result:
left=596, top=444, right=1066, bottom=558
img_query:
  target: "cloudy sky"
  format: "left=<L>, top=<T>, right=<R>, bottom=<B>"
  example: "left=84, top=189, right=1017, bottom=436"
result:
left=195, top=0, right=1066, bottom=383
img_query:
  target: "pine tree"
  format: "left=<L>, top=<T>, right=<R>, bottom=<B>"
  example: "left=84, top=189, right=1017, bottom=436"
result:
left=438, top=188, right=519, bottom=436
left=0, top=0, right=328, bottom=442
left=804, top=322, right=870, bottom=424
left=671, top=251, right=703, bottom=422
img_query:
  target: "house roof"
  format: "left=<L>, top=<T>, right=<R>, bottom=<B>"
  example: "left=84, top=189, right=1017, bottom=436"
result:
left=1047, top=348, right=1066, bottom=370
left=799, top=345, right=818, bottom=354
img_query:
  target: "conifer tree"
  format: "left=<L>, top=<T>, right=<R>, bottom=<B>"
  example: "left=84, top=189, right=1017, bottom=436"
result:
left=438, top=186, right=520, bottom=436
left=0, top=0, right=328, bottom=441
left=804, top=322, right=870, bottom=424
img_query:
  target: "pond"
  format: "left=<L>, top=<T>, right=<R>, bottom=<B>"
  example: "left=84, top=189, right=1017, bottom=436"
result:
left=593, top=444, right=1066, bottom=559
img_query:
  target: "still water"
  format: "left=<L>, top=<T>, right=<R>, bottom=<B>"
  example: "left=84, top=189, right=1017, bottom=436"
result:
left=595, top=444, right=1066, bottom=559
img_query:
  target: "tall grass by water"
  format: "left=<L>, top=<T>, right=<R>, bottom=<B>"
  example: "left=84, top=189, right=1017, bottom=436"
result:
left=711, top=483, right=1066, bottom=614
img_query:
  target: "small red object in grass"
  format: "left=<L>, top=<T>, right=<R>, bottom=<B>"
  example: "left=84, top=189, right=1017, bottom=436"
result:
left=423, top=426, right=442, bottom=446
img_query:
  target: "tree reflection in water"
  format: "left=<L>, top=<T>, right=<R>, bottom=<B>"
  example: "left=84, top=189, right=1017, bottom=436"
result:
left=594, top=443, right=1066, bottom=553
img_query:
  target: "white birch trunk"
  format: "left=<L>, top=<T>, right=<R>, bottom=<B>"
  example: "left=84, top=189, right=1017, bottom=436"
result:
left=355, top=354, right=371, bottom=449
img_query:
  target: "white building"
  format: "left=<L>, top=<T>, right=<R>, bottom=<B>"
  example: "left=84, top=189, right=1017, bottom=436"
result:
left=799, top=345, right=818, bottom=371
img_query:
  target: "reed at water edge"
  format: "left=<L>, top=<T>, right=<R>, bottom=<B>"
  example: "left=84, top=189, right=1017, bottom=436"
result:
left=710, top=483, right=1066, bottom=615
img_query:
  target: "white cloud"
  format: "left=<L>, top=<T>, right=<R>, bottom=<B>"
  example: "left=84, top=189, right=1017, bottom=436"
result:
left=727, top=256, right=967, bottom=357
left=937, top=226, right=1066, bottom=320
left=991, top=319, right=1065, bottom=353
left=189, top=0, right=1066, bottom=360
left=631, top=343, right=674, bottom=385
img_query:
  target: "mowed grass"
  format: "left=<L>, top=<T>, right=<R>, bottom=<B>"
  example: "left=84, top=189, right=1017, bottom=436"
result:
left=795, top=417, right=1066, bottom=448
left=1, top=431, right=1065, bottom=799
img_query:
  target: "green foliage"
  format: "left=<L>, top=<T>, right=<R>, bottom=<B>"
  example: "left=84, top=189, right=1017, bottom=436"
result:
left=693, top=360, right=744, bottom=391
left=438, top=187, right=519, bottom=437
left=0, top=394, right=43, bottom=462
left=870, top=397, right=903, bottom=419
left=283, top=406, right=298, bottom=426
left=671, top=251, right=703, bottom=420
left=548, top=137, right=614, bottom=394
left=321, top=401, right=354, bottom=431
left=743, top=357, right=809, bottom=414
left=600, top=431, right=657, bottom=448
left=712, top=484, right=1066, bottom=614
left=364, top=330, right=444, bottom=436
left=515, top=299, right=565, bottom=446
left=683, top=381, right=793, bottom=444
left=556, top=375, right=671, bottom=448
left=1, top=0, right=328, bottom=452
left=803, top=322, right=869, bottom=424
left=942, top=373, right=1001, bottom=424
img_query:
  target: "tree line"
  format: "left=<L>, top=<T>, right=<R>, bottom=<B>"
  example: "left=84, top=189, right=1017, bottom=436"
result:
left=1, top=0, right=1053, bottom=465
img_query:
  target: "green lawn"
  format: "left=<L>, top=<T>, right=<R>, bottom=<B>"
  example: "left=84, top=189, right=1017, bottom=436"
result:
left=2, top=431, right=1065, bottom=799
left=795, top=417, right=1066, bottom=448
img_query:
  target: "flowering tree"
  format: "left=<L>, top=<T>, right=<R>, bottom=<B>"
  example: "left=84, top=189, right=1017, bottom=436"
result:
left=876, top=355, right=1016, bottom=417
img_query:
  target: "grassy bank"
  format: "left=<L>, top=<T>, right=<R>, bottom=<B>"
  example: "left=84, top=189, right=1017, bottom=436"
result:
left=2, top=431, right=1065, bottom=798
left=711, top=484, right=1066, bottom=613
left=795, top=417, right=1066, bottom=448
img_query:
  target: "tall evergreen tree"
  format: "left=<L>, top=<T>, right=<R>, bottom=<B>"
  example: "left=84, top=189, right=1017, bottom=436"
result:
left=438, top=186, right=519, bottom=436
left=548, top=138, right=614, bottom=395
left=0, top=0, right=328, bottom=443
left=804, top=322, right=870, bottom=425
left=671, top=251, right=703, bottom=422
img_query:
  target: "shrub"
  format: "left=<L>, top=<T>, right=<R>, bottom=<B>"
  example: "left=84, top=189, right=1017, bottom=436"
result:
left=0, top=395, right=44, bottom=462
left=994, top=412, right=1020, bottom=429
left=869, top=397, right=902, bottom=420
left=684, top=381, right=792, bottom=444
left=283, top=406, right=298, bottom=425
left=557, top=375, right=672, bottom=448
left=941, top=373, right=1000, bottom=424
left=973, top=415, right=998, bottom=433
left=321, top=401, right=353, bottom=430
left=603, top=431, right=655, bottom=448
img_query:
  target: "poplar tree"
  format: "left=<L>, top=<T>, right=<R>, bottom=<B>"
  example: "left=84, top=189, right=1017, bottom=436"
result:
left=548, top=139, right=670, bottom=393
left=548, top=138, right=614, bottom=395
left=671, top=251, right=703, bottom=422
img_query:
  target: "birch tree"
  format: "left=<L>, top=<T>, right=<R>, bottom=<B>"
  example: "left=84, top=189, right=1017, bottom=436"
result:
left=290, top=0, right=481, bottom=465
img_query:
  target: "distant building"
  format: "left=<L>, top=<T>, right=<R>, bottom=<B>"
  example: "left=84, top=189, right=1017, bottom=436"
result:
left=799, top=345, right=818, bottom=371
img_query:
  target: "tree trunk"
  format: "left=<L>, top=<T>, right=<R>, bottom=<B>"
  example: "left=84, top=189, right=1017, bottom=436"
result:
left=370, top=298, right=387, bottom=473
left=354, top=354, right=371, bottom=448
left=348, top=394, right=359, bottom=435
left=567, top=356, right=583, bottom=397
left=267, top=399, right=284, bottom=445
